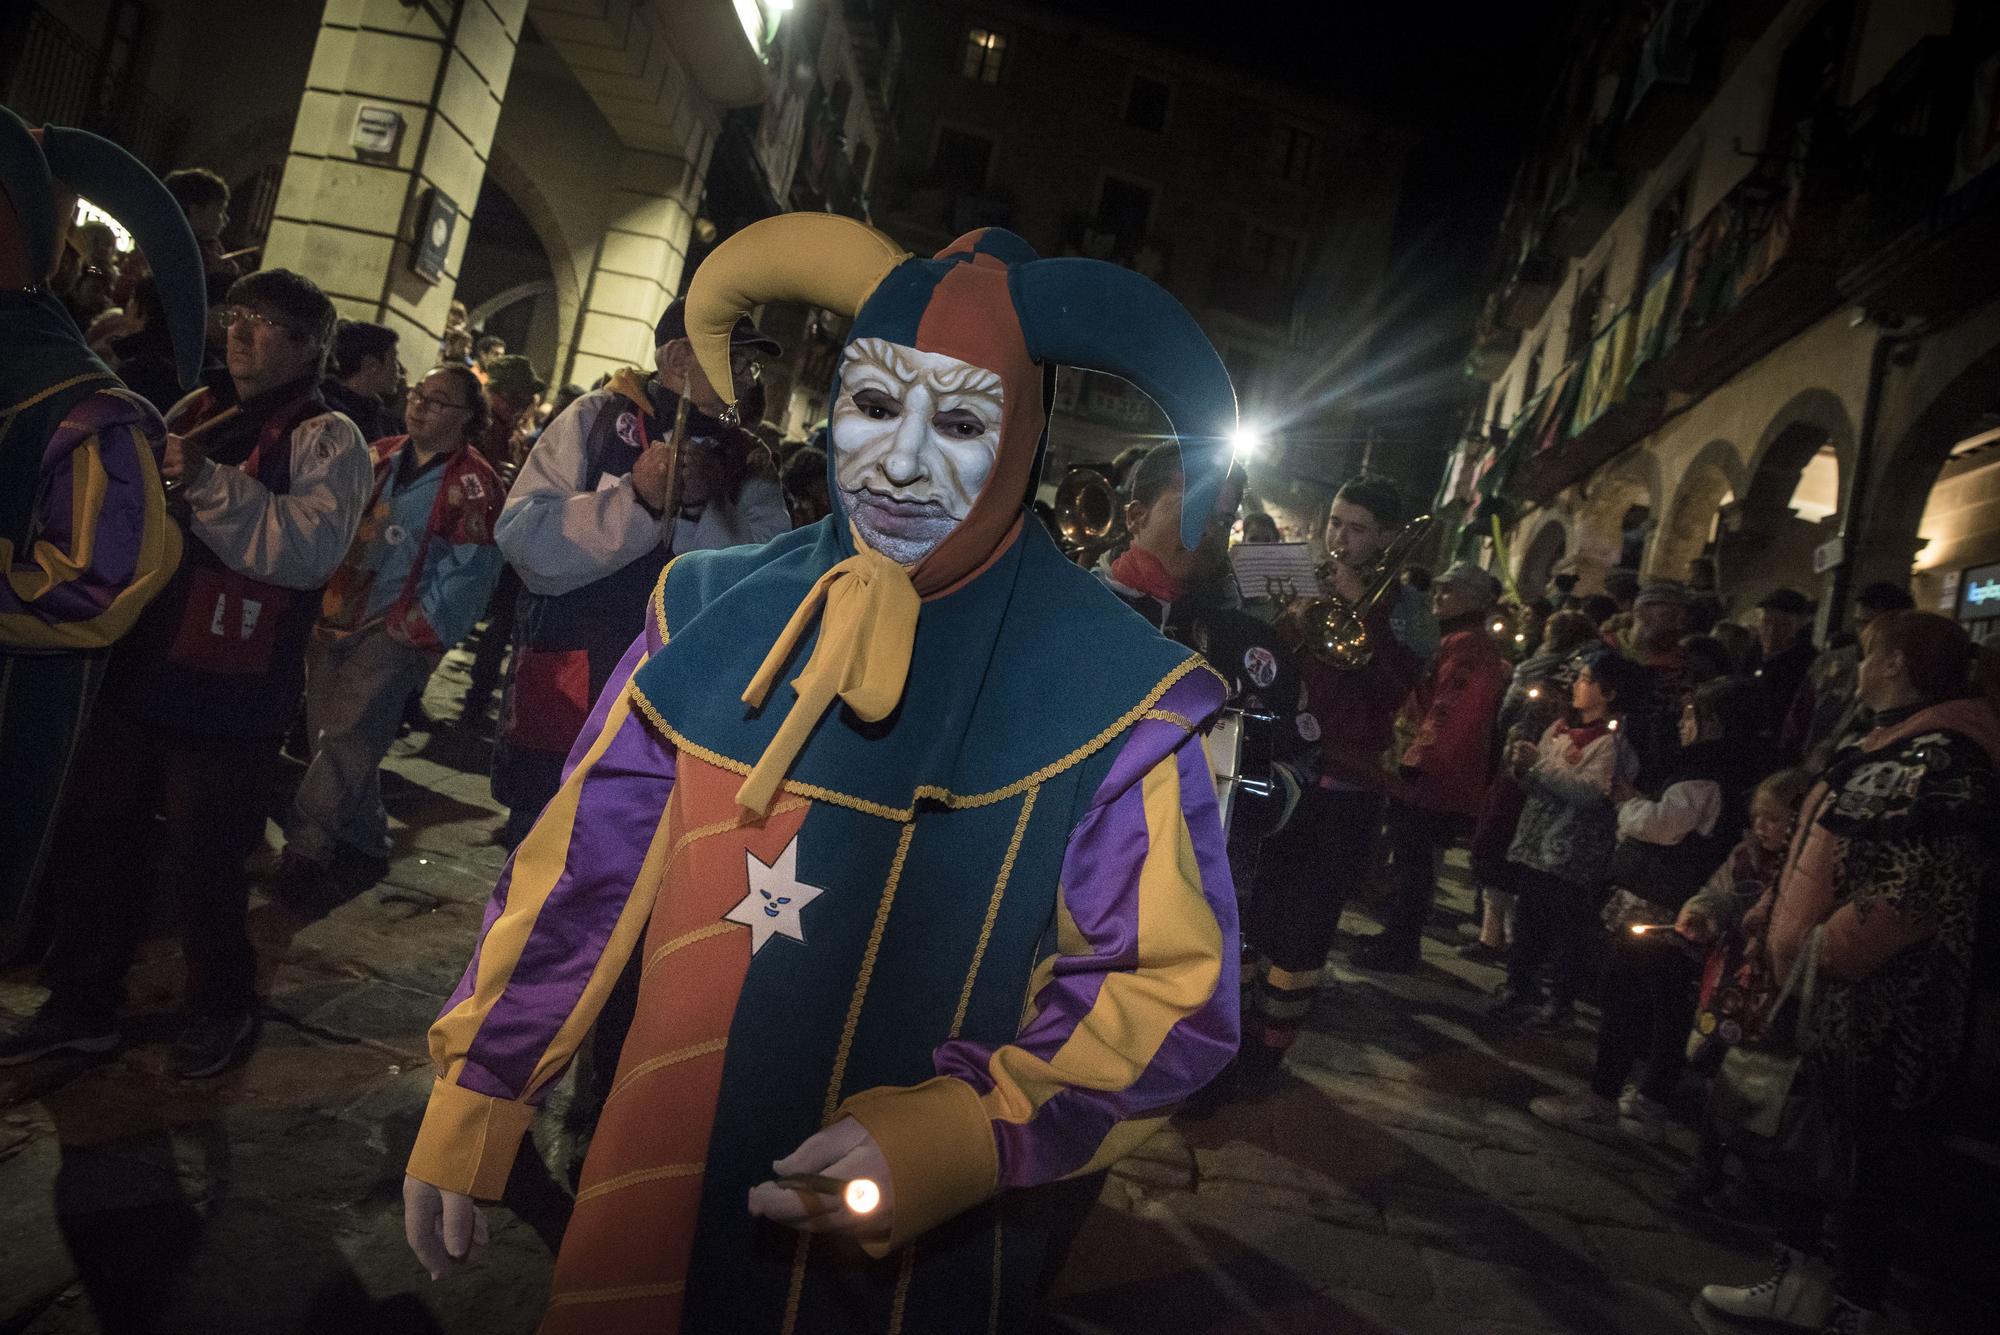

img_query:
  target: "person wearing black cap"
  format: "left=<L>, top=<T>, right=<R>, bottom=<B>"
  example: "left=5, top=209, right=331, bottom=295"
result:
left=489, top=299, right=788, bottom=849
left=1783, top=579, right=1915, bottom=765
left=1753, top=587, right=1817, bottom=754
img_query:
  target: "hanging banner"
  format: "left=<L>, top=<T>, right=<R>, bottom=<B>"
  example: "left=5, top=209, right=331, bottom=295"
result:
left=1631, top=238, right=1684, bottom=369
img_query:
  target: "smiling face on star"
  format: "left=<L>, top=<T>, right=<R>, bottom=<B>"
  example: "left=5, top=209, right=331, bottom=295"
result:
left=830, top=338, right=1005, bottom=564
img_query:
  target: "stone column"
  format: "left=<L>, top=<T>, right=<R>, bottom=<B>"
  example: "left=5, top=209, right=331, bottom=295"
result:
left=263, top=0, right=528, bottom=357
left=563, top=145, right=705, bottom=389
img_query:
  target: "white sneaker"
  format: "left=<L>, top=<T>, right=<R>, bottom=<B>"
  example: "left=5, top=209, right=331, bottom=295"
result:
left=1528, top=1092, right=1617, bottom=1131
left=1700, top=1245, right=1835, bottom=1328
left=1618, top=1091, right=1668, bottom=1143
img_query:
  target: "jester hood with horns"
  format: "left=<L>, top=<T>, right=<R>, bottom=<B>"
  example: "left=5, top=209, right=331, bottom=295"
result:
left=0, top=107, right=191, bottom=951
left=410, top=216, right=1242, bottom=1334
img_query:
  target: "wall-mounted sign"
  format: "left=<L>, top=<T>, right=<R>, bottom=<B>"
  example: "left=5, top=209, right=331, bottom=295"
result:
left=1956, top=560, right=2000, bottom=622
left=1811, top=536, right=1845, bottom=574
left=351, top=105, right=405, bottom=156
left=409, top=187, right=457, bottom=285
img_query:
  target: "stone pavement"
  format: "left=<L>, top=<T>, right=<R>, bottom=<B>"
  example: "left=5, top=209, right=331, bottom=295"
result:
left=2, top=649, right=1993, bottom=1333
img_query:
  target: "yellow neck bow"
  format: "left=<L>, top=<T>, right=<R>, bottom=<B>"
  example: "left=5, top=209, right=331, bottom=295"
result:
left=735, top=527, right=920, bottom=814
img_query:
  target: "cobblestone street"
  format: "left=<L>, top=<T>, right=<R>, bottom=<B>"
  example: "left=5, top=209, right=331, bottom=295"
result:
left=2, top=654, right=1992, bottom=1335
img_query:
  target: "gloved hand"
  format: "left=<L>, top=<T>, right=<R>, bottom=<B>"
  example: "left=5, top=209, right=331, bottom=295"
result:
left=403, top=1174, right=489, bottom=1280
left=746, top=1117, right=892, bottom=1239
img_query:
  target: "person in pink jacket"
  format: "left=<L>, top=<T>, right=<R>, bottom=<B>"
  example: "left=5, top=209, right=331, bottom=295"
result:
left=1701, top=611, right=1999, bottom=1334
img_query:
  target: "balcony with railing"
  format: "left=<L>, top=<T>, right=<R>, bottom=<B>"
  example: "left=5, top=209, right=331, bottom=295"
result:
left=1649, top=125, right=1844, bottom=397
left=1839, top=37, right=2000, bottom=320
left=1497, top=245, right=1563, bottom=331
left=1, top=6, right=187, bottom=173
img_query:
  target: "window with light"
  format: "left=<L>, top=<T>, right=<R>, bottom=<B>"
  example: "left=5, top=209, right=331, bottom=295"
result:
left=962, top=26, right=1006, bottom=83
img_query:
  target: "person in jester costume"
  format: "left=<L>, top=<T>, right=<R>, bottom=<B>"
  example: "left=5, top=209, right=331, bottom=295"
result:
left=402, top=214, right=1242, bottom=1332
left=0, top=108, right=195, bottom=960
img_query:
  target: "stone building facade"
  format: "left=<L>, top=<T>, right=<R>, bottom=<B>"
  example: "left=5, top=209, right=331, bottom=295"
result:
left=1442, top=0, right=2000, bottom=639
left=4, top=0, right=886, bottom=403
left=867, top=1, right=1415, bottom=529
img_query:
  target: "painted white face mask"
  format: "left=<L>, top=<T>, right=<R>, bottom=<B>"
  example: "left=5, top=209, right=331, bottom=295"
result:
left=829, top=338, right=1004, bottom=565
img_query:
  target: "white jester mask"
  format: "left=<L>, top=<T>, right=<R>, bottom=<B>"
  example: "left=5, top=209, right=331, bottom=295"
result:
left=829, top=338, right=1005, bottom=566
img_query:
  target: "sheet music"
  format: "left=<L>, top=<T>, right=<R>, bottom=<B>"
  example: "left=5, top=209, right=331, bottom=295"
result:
left=1230, top=541, right=1320, bottom=602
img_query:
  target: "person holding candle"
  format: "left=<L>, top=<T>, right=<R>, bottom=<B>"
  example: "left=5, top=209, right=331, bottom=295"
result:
left=398, top=218, right=1241, bottom=1333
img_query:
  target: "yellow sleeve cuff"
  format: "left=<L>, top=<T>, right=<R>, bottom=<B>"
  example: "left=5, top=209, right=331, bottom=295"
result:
left=837, top=1075, right=999, bottom=1258
left=404, top=1078, right=538, bottom=1201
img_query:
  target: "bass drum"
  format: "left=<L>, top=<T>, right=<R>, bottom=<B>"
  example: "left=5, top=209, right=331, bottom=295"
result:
left=1203, top=704, right=1287, bottom=837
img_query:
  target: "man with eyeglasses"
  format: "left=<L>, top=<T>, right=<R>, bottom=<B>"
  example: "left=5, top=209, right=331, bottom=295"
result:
left=488, top=298, right=787, bottom=852
left=19, top=268, right=371, bottom=1080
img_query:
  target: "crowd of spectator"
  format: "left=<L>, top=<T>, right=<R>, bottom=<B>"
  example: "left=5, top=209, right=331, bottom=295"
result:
left=7, top=162, right=1997, bottom=1335
left=3, top=170, right=839, bottom=1085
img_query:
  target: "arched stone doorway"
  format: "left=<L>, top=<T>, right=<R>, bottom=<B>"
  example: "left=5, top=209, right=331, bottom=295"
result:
left=1565, top=452, right=1657, bottom=592
left=1653, top=440, right=1744, bottom=586
left=1860, top=342, right=2000, bottom=627
left=1719, top=389, right=1854, bottom=614
left=456, top=175, right=561, bottom=381
left=1515, top=515, right=1568, bottom=599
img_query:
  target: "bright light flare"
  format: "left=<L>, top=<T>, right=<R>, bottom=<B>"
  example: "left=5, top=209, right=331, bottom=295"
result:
left=1230, top=424, right=1264, bottom=460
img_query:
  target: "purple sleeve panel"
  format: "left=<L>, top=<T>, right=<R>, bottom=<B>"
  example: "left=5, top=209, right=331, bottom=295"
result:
left=437, top=610, right=676, bottom=1103
left=0, top=395, right=160, bottom=625
left=934, top=665, right=1239, bottom=1189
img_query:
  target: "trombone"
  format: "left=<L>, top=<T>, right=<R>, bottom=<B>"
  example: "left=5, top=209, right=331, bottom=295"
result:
left=1275, top=514, right=1435, bottom=670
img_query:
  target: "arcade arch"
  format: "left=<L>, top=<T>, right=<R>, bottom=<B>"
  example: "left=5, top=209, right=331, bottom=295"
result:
left=1717, top=390, right=1855, bottom=612
left=1861, top=342, right=2000, bottom=630
left=1653, top=440, right=1744, bottom=585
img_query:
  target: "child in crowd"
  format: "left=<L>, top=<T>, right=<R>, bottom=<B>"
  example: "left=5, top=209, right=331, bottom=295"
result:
left=1526, top=678, right=1766, bottom=1136
left=1491, top=649, right=1644, bottom=1028
left=1674, top=767, right=1814, bottom=1207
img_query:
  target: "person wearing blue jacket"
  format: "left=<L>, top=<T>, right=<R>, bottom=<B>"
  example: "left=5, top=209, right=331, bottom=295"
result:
left=277, top=364, right=505, bottom=902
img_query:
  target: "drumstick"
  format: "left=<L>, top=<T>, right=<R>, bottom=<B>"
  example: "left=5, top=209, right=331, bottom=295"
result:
left=161, top=405, right=241, bottom=491
left=176, top=405, right=241, bottom=441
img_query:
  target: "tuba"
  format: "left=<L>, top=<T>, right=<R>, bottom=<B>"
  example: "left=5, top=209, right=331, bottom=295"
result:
left=1276, top=514, right=1435, bottom=670
left=1053, top=463, right=1126, bottom=565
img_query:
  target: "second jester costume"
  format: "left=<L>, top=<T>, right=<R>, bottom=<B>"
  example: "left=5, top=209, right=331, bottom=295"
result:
left=406, top=216, right=1242, bottom=1332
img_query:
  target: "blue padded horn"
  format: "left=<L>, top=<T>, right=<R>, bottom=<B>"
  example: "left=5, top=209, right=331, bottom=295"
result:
left=40, top=127, right=208, bottom=390
left=0, top=106, right=57, bottom=283
left=1010, top=258, right=1237, bottom=548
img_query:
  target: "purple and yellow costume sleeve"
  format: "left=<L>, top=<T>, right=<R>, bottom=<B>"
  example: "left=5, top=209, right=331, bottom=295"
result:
left=0, top=390, right=182, bottom=650
left=409, top=601, right=675, bottom=1196
left=838, top=671, right=1238, bottom=1251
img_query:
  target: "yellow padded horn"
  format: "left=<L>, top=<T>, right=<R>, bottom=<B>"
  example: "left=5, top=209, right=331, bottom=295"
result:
left=683, top=213, right=911, bottom=413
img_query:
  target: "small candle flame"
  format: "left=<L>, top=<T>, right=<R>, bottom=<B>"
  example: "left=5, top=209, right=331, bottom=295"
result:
left=844, top=1177, right=882, bottom=1215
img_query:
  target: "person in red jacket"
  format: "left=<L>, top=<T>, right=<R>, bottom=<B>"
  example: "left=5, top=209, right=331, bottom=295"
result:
left=1353, top=561, right=1511, bottom=971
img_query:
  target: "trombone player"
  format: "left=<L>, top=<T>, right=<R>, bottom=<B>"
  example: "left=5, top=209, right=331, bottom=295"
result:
left=1211, top=474, right=1437, bottom=1104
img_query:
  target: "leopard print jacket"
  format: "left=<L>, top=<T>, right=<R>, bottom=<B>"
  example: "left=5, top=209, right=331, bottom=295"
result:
left=1808, top=725, right=1997, bottom=1110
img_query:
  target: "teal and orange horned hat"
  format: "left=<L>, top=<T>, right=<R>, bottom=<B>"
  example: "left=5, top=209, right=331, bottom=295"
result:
left=684, top=214, right=1237, bottom=594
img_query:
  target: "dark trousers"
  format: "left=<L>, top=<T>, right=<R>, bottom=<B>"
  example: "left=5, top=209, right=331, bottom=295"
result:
left=463, top=565, right=521, bottom=710
left=1372, top=799, right=1466, bottom=962
left=1590, top=930, right=1699, bottom=1101
left=1247, top=785, right=1384, bottom=975
left=0, top=649, right=106, bottom=961
left=1505, top=864, right=1601, bottom=1007
left=1773, top=1076, right=1933, bottom=1311
left=40, top=709, right=274, bottom=1021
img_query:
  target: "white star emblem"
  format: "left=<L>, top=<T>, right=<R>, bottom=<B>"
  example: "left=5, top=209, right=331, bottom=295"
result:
left=723, top=835, right=825, bottom=955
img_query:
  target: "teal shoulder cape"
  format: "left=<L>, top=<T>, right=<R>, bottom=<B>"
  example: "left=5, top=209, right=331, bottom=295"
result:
left=629, top=513, right=1209, bottom=818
